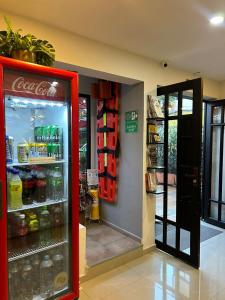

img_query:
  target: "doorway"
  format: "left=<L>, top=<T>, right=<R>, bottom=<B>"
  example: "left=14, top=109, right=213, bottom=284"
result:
left=78, top=75, right=143, bottom=269
left=203, top=99, right=225, bottom=228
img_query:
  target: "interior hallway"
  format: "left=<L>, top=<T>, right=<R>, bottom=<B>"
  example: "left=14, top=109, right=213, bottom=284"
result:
left=80, top=225, right=225, bottom=300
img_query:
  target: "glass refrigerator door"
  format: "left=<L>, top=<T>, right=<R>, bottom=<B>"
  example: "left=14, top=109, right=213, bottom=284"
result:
left=4, top=69, right=72, bottom=300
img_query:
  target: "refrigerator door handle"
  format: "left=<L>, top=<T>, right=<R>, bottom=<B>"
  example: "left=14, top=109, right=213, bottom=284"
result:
left=0, top=180, right=2, bottom=218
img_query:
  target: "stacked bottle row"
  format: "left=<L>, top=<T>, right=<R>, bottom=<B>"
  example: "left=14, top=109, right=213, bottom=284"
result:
left=8, top=204, right=64, bottom=241
left=7, top=166, right=64, bottom=210
left=9, top=247, right=68, bottom=300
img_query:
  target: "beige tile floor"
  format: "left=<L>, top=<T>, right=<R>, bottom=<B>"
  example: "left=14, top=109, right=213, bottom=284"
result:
left=80, top=225, right=225, bottom=300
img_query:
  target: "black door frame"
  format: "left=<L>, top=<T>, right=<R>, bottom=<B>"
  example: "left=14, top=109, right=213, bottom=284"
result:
left=79, top=93, right=91, bottom=170
left=203, top=99, right=225, bottom=228
left=155, top=78, right=203, bottom=268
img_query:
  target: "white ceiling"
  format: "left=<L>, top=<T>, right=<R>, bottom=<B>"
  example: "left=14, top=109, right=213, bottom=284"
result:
left=1, top=0, right=225, bottom=81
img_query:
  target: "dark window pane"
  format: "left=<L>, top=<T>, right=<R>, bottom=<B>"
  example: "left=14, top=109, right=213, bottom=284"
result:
left=79, top=96, right=90, bottom=171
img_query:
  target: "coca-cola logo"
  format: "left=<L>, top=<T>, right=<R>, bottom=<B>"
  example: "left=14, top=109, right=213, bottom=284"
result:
left=12, top=76, right=57, bottom=97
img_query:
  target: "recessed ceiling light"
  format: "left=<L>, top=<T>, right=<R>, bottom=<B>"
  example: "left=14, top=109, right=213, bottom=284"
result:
left=210, top=15, right=224, bottom=26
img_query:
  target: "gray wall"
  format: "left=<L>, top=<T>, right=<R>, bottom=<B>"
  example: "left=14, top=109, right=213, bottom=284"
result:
left=101, top=82, right=144, bottom=240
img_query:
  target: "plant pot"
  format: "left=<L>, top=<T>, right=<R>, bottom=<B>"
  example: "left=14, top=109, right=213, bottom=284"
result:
left=11, top=50, right=36, bottom=63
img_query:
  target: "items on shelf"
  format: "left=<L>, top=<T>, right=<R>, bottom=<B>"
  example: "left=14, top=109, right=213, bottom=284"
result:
left=147, top=147, right=156, bottom=168
left=6, top=124, right=63, bottom=164
left=147, top=95, right=164, bottom=118
left=7, top=165, right=64, bottom=209
left=146, top=94, right=165, bottom=194
left=147, top=123, right=161, bottom=144
left=6, top=135, right=14, bottom=163
left=79, top=172, right=92, bottom=225
left=8, top=246, right=68, bottom=300
left=145, top=171, right=157, bottom=193
left=8, top=203, right=64, bottom=240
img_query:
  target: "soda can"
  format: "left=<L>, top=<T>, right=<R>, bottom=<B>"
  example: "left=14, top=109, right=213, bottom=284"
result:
left=36, top=143, right=47, bottom=157
left=17, top=143, right=29, bottom=163
left=29, top=143, right=36, bottom=158
left=47, top=143, right=53, bottom=157
left=43, top=126, right=50, bottom=143
left=50, top=125, right=57, bottom=143
left=56, top=126, right=63, bottom=143
left=52, top=143, right=63, bottom=160
left=6, top=136, right=14, bottom=163
left=34, top=127, right=43, bottom=142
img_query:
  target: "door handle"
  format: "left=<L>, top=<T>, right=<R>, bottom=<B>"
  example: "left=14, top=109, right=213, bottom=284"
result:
left=0, top=180, right=2, bottom=218
left=184, top=167, right=199, bottom=186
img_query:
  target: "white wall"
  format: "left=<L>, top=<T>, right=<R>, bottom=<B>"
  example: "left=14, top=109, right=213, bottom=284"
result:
left=0, top=11, right=222, bottom=249
left=0, top=11, right=221, bottom=99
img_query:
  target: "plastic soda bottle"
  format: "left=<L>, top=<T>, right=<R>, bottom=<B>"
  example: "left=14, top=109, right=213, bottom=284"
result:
left=16, top=214, right=28, bottom=237
left=40, top=255, right=54, bottom=298
left=8, top=169, right=23, bottom=210
left=50, top=167, right=63, bottom=201
left=35, top=169, right=47, bottom=202
left=22, top=170, right=35, bottom=205
left=27, top=212, right=39, bottom=232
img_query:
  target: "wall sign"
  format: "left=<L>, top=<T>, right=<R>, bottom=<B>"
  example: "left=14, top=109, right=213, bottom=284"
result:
left=87, top=169, right=98, bottom=186
left=125, top=111, right=138, bottom=133
left=4, top=70, right=65, bottom=101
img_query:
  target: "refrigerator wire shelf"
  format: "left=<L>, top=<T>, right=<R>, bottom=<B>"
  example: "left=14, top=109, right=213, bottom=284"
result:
left=8, top=239, right=68, bottom=262
left=8, top=198, right=68, bottom=213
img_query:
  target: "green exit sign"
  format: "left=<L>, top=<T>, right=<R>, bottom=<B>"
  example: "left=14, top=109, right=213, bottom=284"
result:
left=125, top=111, right=138, bottom=133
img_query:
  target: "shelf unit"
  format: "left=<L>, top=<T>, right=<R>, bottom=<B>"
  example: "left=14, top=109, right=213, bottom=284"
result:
left=147, top=117, right=165, bottom=122
left=147, top=142, right=164, bottom=145
left=146, top=190, right=165, bottom=195
left=8, top=239, right=67, bottom=262
left=8, top=198, right=67, bottom=213
left=7, top=159, right=67, bottom=167
left=146, top=101, right=166, bottom=195
left=147, top=166, right=165, bottom=171
left=33, top=287, right=68, bottom=300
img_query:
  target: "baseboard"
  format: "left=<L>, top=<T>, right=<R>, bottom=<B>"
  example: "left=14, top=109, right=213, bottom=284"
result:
left=102, top=219, right=142, bottom=243
left=143, top=244, right=156, bottom=255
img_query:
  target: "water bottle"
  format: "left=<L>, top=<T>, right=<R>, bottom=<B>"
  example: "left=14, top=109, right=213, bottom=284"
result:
left=9, top=263, right=20, bottom=300
left=39, top=209, right=51, bottom=246
left=50, top=167, right=63, bottom=201
left=32, top=255, right=41, bottom=295
left=53, top=253, right=68, bottom=292
left=21, top=260, right=33, bottom=300
left=40, top=255, right=54, bottom=298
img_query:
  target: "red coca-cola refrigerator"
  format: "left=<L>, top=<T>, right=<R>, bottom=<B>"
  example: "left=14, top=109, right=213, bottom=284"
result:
left=0, top=57, right=79, bottom=300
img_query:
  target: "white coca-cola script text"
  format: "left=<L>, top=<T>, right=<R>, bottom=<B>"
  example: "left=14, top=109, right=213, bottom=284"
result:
left=12, top=77, right=57, bottom=97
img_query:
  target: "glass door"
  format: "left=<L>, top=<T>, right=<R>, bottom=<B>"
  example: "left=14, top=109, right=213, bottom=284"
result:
left=203, top=99, right=225, bottom=228
left=155, top=78, right=203, bottom=268
left=4, top=69, right=73, bottom=299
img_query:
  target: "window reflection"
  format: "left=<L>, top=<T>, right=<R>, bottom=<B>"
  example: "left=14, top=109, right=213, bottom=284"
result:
left=79, top=96, right=90, bottom=171
left=154, top=261, right=192, bottom=299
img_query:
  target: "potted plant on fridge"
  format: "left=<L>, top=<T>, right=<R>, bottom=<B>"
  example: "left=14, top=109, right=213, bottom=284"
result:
left=0, top=17, right=55, bottom=66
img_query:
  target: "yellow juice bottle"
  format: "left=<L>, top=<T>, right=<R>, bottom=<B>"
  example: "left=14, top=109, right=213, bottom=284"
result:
left=9, top=169, right=23, bottom=210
